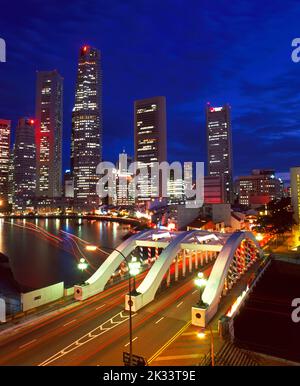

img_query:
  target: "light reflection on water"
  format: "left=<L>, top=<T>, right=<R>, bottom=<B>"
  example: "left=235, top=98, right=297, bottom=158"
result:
left=0, top=218, right=131, bottom=294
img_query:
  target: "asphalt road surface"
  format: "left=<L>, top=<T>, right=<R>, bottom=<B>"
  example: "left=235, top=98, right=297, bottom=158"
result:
left=0, top=264, right=213, bottom=366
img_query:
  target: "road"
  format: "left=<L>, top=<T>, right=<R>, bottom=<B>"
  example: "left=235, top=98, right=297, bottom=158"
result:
left=0, top=263, right=213, bottom=366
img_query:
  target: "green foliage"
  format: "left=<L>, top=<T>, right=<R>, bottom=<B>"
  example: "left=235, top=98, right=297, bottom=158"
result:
left=254, top=197, right=294, bottom=235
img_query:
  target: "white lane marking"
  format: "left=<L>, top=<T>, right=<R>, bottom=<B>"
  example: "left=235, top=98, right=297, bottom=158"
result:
left=155, top=317, right=164, bottom=324
left=192, top=290, right=198, bottom=295
left=39, top=311, right=137, bottom=366
left=176, top=301, right=183, bottom=308
left=96, top=304, right=106, bottom=310
left=19, top=339, right=37, bottom=349
left=63, top=319, right=77, bottom=327
left=124, top=337, right=138, bottom=347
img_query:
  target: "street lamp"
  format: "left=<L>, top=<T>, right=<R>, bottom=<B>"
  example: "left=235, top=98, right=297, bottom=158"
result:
left=194, top=272, right=207, bottom=308
left=85, top=244, right=141, bottom=366
left=128, top=255, right=141, bottom=295
left=255, top=233, right=263, bottom=241
left=77, top=258, right=88, bottom=284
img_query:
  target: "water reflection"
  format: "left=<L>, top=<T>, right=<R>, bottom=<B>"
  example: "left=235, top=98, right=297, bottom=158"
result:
left=0, top=219, right=130, bottom=294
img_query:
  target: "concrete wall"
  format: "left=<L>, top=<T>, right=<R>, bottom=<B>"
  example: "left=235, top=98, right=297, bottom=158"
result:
left=21, top=282, right=64, bottom=312
left=176, top=205, right=200, bottom=230
left=212, top=203, right=231, bottom=227
left=64, top=287, right=75, bottom=296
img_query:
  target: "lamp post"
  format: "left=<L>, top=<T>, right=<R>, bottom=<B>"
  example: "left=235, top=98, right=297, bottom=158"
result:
left=77, top=258, right=88, bottom=285
left=194, top=272, right=207, bottom=307
left=85, top=245, right=141, bottom=366
left=195, top=271, right=215, bottom=366
left=197, top=326, right=215, bottom=366
left=128, top=255, right=141, bottom=296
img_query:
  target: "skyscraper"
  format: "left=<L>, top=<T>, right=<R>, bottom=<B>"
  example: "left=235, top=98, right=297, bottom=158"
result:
left=206, top=103, right=233, bottom=204
left=134, top=96, right=167, bottom=201
left=0, top=119, right=10, bottom=206
left=35, top=70, right=63, bottom=198
left=13, top=118, right=36, bottom=210
left=71, top=45, right=102, bottom=211
left=290, top=167, right=300, bottom=224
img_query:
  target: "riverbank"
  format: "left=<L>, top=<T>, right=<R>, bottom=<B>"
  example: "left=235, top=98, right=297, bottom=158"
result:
left=3, top=214, right=142, bottom=226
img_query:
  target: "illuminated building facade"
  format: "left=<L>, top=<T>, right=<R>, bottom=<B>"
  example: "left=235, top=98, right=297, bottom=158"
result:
left=206, top=103, right=233, bottom=204
left=0, top=119, right=11, bottom=205
left=204, top=176, right=224, bottom=204
left=64, top=169, right=74, bottom=198
left=71, top=45, right=102, bottom=211
left=134, top=96, right=167, bottom=201
left=116, top=152, right=134, bottom=206
left=36, top=70, right=63, bottom=198
left=237, top=169, right=283, bottom=207
left=167, top=169, right=185, bottom=204
left=290, top=167, right=300, bottom=224
left=13, top=118, right=36, bottom=210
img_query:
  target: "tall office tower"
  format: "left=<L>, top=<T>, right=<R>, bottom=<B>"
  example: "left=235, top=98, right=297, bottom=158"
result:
left=8, top=148, right=14, bottom=205
left=206, top=103, right=233, bottom=204
left=134, top=96, right=167, bottom=201
left=35, top=70, right=63, bottom=198
left=13, top=118, right=36, bottom=210
left=290, top=167, right=300, bottom=224
left=71, top=45, right=102, bottom=211
left=64, top=169, right=74, bottom=198
left=0, top=119, right=11, bottom=205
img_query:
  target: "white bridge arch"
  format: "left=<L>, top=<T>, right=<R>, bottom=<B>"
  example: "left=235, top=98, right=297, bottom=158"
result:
left=126, top=231, right=263, bottom=314
left=192, top=231, right=263, bottom=327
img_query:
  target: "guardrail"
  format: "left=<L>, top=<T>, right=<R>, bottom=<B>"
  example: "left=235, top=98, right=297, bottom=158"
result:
left=227, top=256, right=272, bottom=341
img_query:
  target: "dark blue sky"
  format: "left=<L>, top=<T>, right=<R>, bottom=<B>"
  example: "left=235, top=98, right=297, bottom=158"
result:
left=1, top=0, right=300, bottom=183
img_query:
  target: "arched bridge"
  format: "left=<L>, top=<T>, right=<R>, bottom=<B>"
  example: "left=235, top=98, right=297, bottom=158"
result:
left=74, top=229, right=263, bottom=327
left=74, top=229, right=228, bottom=300
left=191, top=231, right=263, bottom=327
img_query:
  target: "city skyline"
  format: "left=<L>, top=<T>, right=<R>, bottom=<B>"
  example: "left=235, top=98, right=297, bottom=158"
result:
left=0, top=1, right=299, bottom=371
left=1, top=1, right=300, bottom=180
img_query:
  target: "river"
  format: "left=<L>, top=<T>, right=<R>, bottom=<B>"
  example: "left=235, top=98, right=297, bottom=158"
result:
left=0, top=218, right=132, bottom=296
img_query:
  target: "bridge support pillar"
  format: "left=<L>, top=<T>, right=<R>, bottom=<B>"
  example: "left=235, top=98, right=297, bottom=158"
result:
left=195, top=251, right=199, bottom=269
left=182, top=250, right=186, bottom=277
left=205, top=251, right=208, bottom=263
left=175, top=256, right=179, bottom=281
left=166, top=268, right=171, bottom=287
left=200, top=253, right=203, bottom=266
left=189, top=251, right=193, bottom=272
left=191, top=306, right=207, bottom=328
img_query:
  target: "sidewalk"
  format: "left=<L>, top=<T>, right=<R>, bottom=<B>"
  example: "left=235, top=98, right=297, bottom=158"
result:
left=149, top=260, right=263, bottom=366
left=0, top=294, right=78, bottom=341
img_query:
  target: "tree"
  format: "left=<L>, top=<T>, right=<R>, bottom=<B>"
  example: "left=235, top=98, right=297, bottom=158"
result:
left=254, top=197, right=295, bottom=236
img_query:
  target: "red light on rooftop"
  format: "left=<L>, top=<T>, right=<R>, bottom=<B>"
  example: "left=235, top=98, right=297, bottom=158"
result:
left=29, top=119, right=35, bottom=125
left=83, top=45, right=88, bottom=52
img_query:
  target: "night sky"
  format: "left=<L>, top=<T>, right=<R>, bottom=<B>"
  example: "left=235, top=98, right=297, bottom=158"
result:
left=1, top=0, right=300, bottom=183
